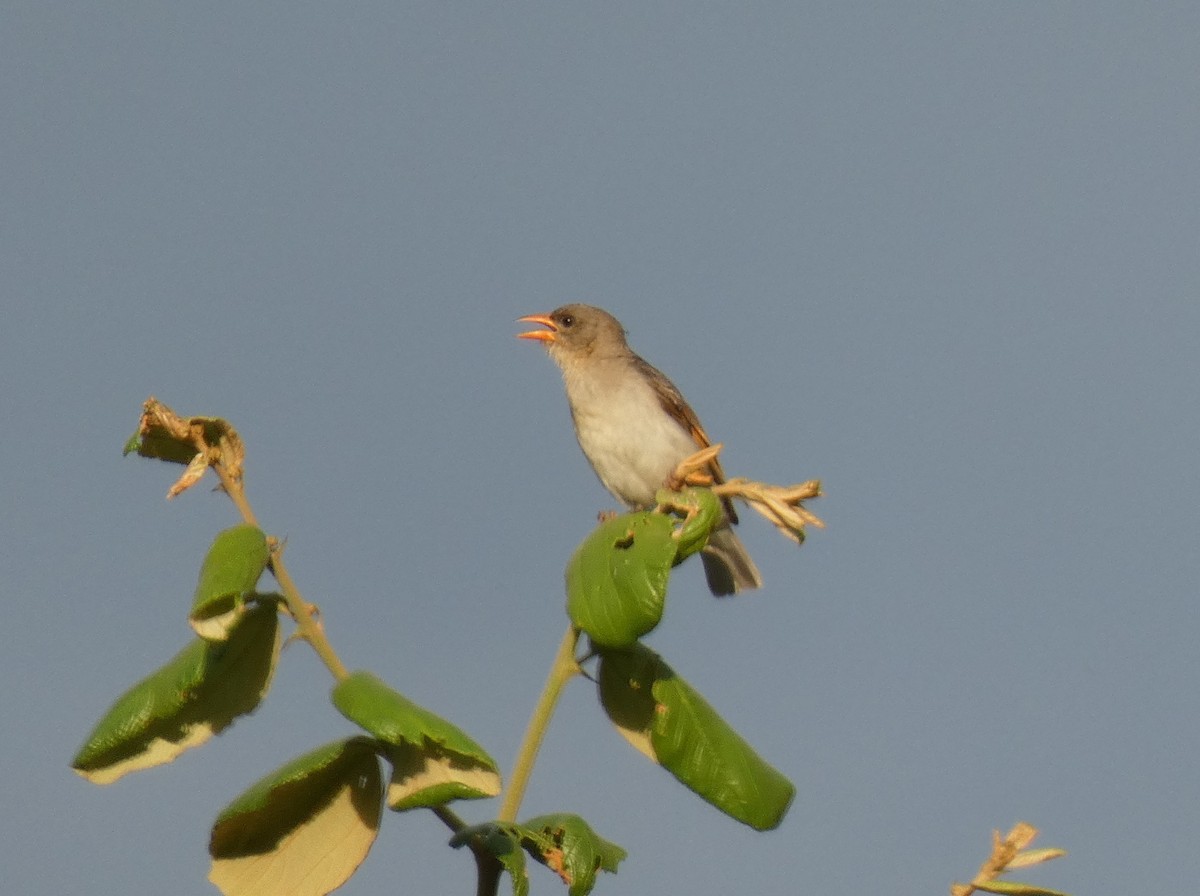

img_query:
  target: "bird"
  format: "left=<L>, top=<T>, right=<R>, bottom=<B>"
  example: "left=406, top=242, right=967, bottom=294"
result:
left=517, top=303, right=761, bottom=596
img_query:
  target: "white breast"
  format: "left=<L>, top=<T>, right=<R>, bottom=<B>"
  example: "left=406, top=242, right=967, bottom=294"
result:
left=562, top=359, right=697, bottom=507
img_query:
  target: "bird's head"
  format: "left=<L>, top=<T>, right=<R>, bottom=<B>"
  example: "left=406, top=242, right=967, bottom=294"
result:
left=517, top=304, right=628, bottom=366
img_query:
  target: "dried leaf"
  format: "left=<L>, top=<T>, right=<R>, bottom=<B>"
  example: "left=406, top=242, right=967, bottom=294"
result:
left=666, top=447, right=824, bottom=547
left=126, top=397, right=246, bottom=496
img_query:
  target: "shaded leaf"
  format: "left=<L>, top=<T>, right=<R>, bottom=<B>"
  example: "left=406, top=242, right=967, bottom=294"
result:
left=565, top=512, right=676, bottom=647
left=189, top=525, right=270, bottom=640
left=209, top=737, right=383, bottom=896
left=382, top=741, right=501, bottom=810
left=519, top=814, right=625, bottom=896
left=449, top=823, right=530, bottom=896
left=72, top=602, right=280, bottom=784
left=331, top=671, right=500, bottom=809
left=592, top=643, right=658, bottom=762
left=598, top=644, right=794, bottom=830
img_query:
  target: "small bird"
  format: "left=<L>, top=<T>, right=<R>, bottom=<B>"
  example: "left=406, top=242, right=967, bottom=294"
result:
left=518, top=303, right=761, bottom=596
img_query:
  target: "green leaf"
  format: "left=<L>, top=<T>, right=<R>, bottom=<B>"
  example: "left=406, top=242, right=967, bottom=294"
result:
left=189, top=525, right=271, bottom=640
left=331, top=671, right=500, bottom=809
left=449, top=823, right=530, bottom=896
left=331, top=671, right=494, bottom=759
left=654, top=486, right=723, bottom=561
left=597, top=644, right=795, bottom=831
left=72, top=602, right=281, bottom=784
left=209, top=737, right=383, bottom=896
left=519, top=814, right=626, bottom=896
left=450, top=817, right=622, bottom=896
left=565, top=511, right=676, bottom=647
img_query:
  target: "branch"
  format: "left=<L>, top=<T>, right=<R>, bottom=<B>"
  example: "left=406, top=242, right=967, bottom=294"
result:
left=131, top=397, right=350, bottom=682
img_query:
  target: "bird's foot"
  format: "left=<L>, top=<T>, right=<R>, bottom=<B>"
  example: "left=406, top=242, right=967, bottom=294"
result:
left=666, top=443, right=723, bottom=491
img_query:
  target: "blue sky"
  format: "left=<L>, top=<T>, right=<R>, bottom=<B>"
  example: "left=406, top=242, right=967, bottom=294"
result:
left=4, top=5, right=1199, bottom=894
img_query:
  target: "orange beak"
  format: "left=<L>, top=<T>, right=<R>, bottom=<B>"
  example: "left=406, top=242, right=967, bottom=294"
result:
left=517, top=314, right=558, bottom=343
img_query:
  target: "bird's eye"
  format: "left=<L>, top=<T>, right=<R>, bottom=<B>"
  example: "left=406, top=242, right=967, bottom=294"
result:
left=560, top=314, right=575, bottom=328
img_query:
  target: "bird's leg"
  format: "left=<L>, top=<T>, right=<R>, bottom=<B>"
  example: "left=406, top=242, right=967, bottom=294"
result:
left=665, top=443, right=723, bottom=491
left=655, top=492, right=699, bottom=526
left=654, top=486, right=717, bottom=532
left=664, top=468, right=714, bottom=491
left=654, top=486, right=723, bottom=560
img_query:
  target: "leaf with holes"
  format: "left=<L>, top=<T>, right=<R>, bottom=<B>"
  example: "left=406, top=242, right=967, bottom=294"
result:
left=565, top=511, right=677, bottom=648
left=519, top=814, right=625, bottom=896
left=449, top=822, right=530, bottom=896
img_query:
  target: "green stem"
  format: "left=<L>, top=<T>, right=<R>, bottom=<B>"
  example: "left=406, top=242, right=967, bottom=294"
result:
left=498, top=624, right=581, bottom=822
left=433, top=802, right=502, bottom=896
left=269, top=545, right=350, bottom=681
left=212, top=459, right=350, bottom=682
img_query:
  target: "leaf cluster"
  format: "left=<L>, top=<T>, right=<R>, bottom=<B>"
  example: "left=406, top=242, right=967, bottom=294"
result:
left=564, top=490, right=795, bottom=830
left=78, top=400, right=811, bottom=894
left=73, top=398, right=1067, bottom=896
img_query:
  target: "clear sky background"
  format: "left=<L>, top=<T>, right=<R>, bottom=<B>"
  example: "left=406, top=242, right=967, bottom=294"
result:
left=4, top=5, right=1198, bottom=895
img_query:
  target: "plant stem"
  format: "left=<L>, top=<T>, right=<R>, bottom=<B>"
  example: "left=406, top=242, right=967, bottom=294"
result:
left=269, top=546, right=350, bottom=681
left=433, top=806, right=503, bottom=896
left=498, top=624, right=581, bottom=822
left=212, top=460, right=350, bottom=682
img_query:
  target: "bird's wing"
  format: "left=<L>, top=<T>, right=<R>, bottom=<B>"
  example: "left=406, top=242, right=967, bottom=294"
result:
left=633, top=354, right=732, bottom=489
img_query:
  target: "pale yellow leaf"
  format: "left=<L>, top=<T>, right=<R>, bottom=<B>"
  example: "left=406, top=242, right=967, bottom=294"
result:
left=209, top=763, right=382, bottom=896
left=386, top=747, right=501, bottom=810
left=167, top=451, right=210, bottom=499
left=75, top=725, right=214, bottom=785
left=1007, top=847, right=1068, bottom=869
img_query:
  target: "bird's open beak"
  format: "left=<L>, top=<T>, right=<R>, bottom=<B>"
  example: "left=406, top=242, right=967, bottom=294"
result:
left=517, top=314, right=558, bottom=343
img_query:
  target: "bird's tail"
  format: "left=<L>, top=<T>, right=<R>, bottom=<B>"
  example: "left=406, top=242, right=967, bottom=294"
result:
left=701, top=526, right=762, bottom=596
